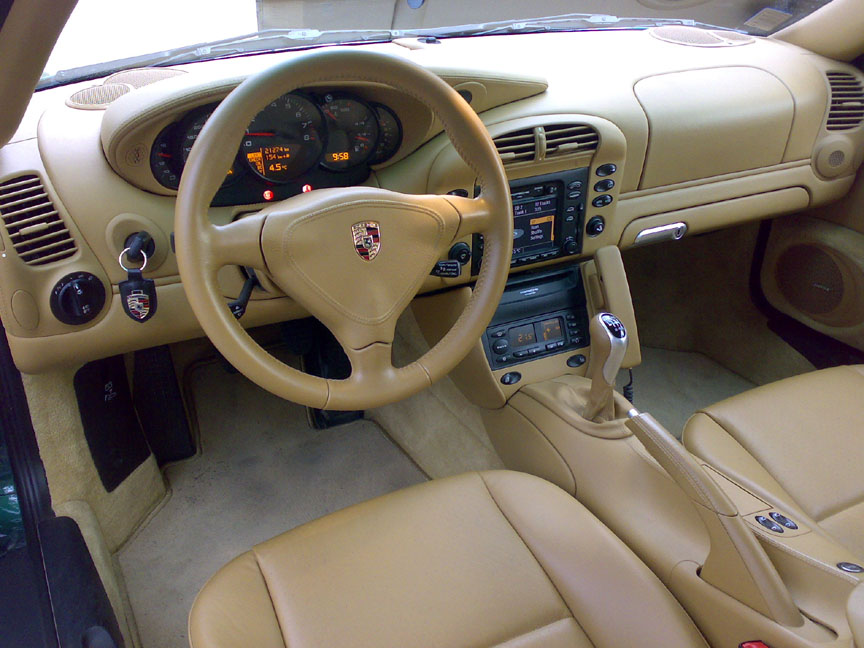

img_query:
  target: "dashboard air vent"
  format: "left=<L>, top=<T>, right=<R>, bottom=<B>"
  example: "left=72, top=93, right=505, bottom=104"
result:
left=0, top=175, right=77, bottom=266
left=492, top=128, right=536, bottom=164
left=826, top=72, right=864, bottom=131
left=544, top=123, right=599, bottom=157
left=493, top=124, right=599, bottom=165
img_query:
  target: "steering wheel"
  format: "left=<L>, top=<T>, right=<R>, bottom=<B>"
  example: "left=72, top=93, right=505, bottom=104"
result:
left=175, top=49, right=512, bottom=410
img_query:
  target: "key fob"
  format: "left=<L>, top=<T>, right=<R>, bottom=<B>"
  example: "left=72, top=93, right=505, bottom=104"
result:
left=119, top=268, right=157, bottom=323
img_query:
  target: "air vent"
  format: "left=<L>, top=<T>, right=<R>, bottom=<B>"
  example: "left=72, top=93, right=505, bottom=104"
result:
left=544, top=123, right=599, bottom=157
left=0, top=175, right=76, bottom=266
left=826, top=72, right=864, bottom=131
left=492, top=128, right=536, bottom=164
left=492, top=124, right=599, bottom=165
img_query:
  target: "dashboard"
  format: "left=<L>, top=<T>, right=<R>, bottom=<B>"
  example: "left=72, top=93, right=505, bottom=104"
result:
left=2, top=27, right=864, bottom=375
left=149, top=91, right=403, bottom=206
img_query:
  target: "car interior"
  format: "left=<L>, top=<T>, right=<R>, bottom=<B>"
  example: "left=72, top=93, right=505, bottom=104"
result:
left=3, top=0, right=864, bottom=646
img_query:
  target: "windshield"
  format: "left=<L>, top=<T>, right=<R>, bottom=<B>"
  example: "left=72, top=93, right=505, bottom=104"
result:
left=41, top=0, right=835, bottom=89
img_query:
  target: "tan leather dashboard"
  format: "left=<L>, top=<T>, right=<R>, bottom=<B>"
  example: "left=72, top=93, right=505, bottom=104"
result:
left=1, top=29, right=863, bottom=374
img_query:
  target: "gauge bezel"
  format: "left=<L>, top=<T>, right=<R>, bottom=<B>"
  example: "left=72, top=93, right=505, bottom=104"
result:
left=149, top=122, right=183, bottom=190
left=369, top=102, right=403, bottom=166
left=318, top=92, right=380, bottom=173
left=240, top=91, right=327, bottom=184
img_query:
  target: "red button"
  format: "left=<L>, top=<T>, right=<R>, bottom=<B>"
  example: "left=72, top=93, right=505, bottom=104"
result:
left=740, top=642, right=771, bottom=648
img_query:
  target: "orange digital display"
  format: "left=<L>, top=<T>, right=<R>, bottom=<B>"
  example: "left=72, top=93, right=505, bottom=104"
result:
left=246, top=146, right=292, bottom=177
left=329, top=151, right=351, bottom=162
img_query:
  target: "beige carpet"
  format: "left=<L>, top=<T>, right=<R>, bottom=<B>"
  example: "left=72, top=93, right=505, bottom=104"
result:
left=623, top=346, right=757, bottom=438
left=118, top=359, right=427, bottom=648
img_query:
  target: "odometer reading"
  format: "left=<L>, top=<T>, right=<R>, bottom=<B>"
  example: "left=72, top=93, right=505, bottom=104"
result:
left=241, top=94, right=324, bottom=182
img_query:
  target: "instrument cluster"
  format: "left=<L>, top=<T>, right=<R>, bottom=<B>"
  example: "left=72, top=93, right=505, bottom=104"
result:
left=149, top=91, right=403, bottom=207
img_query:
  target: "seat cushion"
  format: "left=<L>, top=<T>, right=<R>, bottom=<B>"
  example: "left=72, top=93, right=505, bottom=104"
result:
left=189, top=470, right=706, bottom=648
left=684, top=365, right=864, bottom=557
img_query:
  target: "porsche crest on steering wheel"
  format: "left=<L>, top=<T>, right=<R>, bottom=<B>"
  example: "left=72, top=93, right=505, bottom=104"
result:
left=351, top=221, right=381, bottom=261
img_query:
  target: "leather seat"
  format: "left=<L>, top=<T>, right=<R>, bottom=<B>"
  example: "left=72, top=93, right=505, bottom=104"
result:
left=684, top=365, right=864, bottom=558
left=189, top=470, right=707, bottom=648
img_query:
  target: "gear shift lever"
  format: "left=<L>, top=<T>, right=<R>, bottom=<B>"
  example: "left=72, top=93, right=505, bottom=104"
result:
left=583, top=312, right=628, bottom=421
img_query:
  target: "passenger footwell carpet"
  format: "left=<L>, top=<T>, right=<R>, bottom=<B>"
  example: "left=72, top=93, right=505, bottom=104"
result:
left=624, top=346, right=756, bottom=439
left=118, top=360, right=427, bottom=648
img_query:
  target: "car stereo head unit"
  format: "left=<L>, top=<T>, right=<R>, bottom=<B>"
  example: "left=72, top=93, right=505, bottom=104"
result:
left=472, top=168, right=588, bottom=274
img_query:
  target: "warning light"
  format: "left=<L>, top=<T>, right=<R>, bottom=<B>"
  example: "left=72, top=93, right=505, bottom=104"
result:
left=262, top=190, right=275, bottom=201
left=302, top=184, right=313, bottom=193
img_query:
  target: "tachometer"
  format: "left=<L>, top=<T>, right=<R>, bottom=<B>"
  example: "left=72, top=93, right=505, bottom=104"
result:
left=241, top=93, right=324, bottom=183
left=369, top=103, right=402, bottom=165
left=320, top=94, right=379, bottom=171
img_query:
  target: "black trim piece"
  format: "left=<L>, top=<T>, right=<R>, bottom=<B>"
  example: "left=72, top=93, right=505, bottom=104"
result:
left=39, top=516, right=124, bottom=648
left=74, top=356, right=151, bottom=492
left=749, top=220, right=864, bottom=369
left=0, top=0, right=12, bottom=34
left=0, top=547, right=51, bottom=647
left=0, top=323, right=57, bottom=646
left=133, top=346, right=195, bottom=465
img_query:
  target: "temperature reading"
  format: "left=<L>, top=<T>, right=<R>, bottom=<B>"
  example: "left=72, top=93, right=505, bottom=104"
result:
left=538, top=318, right=563, bottom=342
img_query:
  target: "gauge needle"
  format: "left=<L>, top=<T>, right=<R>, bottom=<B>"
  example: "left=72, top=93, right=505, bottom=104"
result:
left=158, top=153, right=172, bottom=158
left=246, top=132, right=275, bottom=137
left=356, top=136, right=370, bottom=142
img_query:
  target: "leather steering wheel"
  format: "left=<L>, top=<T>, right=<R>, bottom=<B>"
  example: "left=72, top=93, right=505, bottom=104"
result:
left=175, top=49, right=512, bottom=410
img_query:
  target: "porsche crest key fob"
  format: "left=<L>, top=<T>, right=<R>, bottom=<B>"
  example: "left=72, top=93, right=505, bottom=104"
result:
left=118, top=247, right=157, bottom=323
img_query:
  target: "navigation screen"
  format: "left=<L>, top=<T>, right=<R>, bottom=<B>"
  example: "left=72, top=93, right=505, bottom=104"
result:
left=513, top=197, right=556, bottom=255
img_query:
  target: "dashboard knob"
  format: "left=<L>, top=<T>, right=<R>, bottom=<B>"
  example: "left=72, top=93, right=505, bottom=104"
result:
left=448, top=242, right=472, bottom=265
left=50, top=272, right=106, bottom=326
left=586, top=216, right=606, bottom=237
left=563, top=238, right=579, bottom=255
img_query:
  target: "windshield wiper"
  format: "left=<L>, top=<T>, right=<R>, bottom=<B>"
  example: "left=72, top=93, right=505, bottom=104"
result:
left=38, top=28, right=398, bottom=90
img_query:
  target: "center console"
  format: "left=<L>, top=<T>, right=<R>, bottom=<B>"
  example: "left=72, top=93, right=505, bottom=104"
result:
left=481, top=267, right=590, bottom=369
left=471, top=168, right=589, bottom=275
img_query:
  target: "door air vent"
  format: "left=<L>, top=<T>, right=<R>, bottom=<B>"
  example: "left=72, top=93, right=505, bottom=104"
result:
left=826, top=72, right=864, bottom=131
left=0, top=175, right=77, bottom=266
left=492, top=128, right=536, bottom=164
left=544, top=123, right=599, bottom=158
left=492, top=124, right=599, bottom=165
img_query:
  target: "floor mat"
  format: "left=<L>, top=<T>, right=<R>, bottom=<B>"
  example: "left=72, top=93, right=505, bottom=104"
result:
left=118, top=360, right=427, bottom=648
left=624, top=346, right=756, bottom=438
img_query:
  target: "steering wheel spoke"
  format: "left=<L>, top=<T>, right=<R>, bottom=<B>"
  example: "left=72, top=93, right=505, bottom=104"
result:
left=443, top=195, right=494, bottom=239
left=209, top=212, right=267, bottom=270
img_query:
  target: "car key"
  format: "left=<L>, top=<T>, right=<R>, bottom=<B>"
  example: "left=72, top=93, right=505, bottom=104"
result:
left=118, top=247, right=157, bottom=323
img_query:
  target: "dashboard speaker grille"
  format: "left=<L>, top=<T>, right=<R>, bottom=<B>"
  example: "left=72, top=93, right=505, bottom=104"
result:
left=649, top=26, right=754, bottom=47
left=826, top=72, right=864, bottom=131
left=104, top=67, right=186, bottom=88
left=66, top=83, right=133, bottom=110
left=0, top=175, right=77, bottom=266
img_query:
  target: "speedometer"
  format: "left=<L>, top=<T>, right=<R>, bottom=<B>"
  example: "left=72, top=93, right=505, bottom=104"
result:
left=180, top=108, right=243, bottom=185
left=320, top=94, right=379, bottom=171
left=241, top=93, right=324, bottom=183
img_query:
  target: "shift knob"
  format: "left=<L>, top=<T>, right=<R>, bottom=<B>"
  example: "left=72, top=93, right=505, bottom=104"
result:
left=583, top=312, right=628, bottom=421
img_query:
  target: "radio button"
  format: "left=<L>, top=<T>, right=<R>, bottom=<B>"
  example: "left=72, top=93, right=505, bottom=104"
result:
left=567, top=190, right=582, bottom=200
left=513, top=350, right=529, bottom=358
left=567, top=180, right=583, bottom=190
left=491, top=330, right=507, bottom=338
left=596, top=163, right=617, bottom=177
left=592, top=194, right=613, bottom=208
left=496, top=355, right=510, bottom=364
left=531, top=185, right=545, bottom=196
left=565, top=215, right=575, bottom=223
left=527, top=347, right=541, bottom=355
left=525, top=255, right=540, bottom=263
left=594, top=179, right=615, bottom=192
left=565, top=205, right=576, bottom=214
